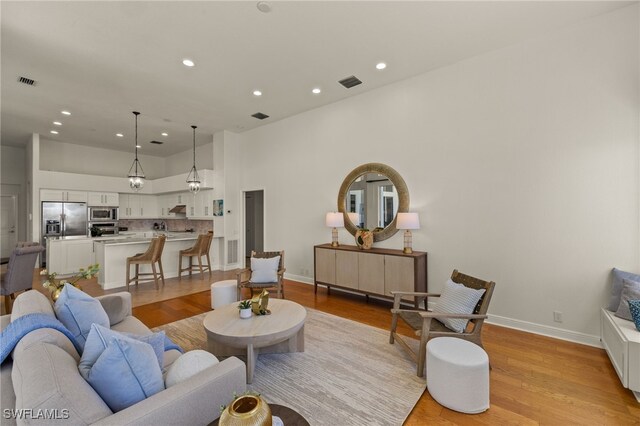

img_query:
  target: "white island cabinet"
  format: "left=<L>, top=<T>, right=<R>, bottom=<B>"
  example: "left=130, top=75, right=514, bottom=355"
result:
left=46, top=238, right=96, bottom=274
left=94, top=234, right=207, bottom=290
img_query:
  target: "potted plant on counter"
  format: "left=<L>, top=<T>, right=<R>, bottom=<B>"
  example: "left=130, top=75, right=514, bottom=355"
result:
left=238, top=300, right=252, bottom=319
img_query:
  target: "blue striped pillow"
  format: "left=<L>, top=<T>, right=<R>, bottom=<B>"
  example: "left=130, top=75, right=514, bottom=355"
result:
left=432, top=279, right=486, bottom=333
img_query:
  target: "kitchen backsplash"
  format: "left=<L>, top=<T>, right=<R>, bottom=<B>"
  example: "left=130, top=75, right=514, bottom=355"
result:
left=119, top=219, right=213, bottom=233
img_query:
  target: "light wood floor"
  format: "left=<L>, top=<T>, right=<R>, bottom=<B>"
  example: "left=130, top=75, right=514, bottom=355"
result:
left=9, top=272, right=640, bottom=425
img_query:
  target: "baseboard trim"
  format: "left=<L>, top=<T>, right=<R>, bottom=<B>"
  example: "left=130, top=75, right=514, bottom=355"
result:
left=486, top=314, right=602, bottom=348
left=290, top=279, right=603, bottom=348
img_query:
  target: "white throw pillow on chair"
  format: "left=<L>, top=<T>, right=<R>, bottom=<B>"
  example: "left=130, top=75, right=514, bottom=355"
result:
left=250, top=256, right=280, bottom=283
left=432, top=279, right=486, bottom=333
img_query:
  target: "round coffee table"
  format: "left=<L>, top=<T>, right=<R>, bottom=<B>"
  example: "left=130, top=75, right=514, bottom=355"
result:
left=203, top=299, right=306, bottom=383
left=209, top=404, right=310, bottom=426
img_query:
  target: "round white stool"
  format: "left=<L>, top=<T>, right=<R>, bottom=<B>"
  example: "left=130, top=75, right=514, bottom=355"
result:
left=426, top=337, right=489, bottom=414
left=210, top=280, right=238, bottom=309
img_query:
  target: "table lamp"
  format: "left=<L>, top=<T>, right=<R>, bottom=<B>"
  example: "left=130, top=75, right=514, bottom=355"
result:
left=325, top=212, right=344, bottom=247
left=396, top=212, right=420, bottom=254
left=347, top=212, right=359, bottom=228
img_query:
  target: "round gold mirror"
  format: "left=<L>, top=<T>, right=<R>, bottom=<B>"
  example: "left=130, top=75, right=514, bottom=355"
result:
left=337, top=163, right=409, bottom=242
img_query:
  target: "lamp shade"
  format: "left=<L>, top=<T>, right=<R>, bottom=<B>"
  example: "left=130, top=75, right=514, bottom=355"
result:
left=347, top=212, right=359, bottom=225
left=396, top=212, right=420, bottom=230
left=325, top=212, right=344, bottom=228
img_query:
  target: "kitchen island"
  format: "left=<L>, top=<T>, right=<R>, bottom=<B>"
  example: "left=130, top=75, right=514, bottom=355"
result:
left=94, top=232, right=211, bottom=290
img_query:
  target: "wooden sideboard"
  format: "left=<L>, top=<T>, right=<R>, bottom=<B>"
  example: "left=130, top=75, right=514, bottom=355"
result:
left=314, top=244, right=427, bottom=306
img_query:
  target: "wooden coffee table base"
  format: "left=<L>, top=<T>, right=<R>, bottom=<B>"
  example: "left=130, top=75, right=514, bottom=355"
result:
left=207, top=325, right=304, bottom=383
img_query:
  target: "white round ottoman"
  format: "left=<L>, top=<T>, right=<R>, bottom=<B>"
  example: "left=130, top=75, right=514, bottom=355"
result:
left=426, top=337, right=489, bottom=414
left=210, top=280, right=238, bottom=309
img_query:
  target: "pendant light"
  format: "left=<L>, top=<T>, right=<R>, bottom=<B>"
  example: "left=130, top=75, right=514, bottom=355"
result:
left=186, top=125, right=201, bottom=194
left=127, top=111, right=145, bottom=191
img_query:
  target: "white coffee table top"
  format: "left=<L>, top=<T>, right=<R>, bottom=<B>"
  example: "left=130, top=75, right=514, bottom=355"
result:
left=203, top=299, right=306, bottom=346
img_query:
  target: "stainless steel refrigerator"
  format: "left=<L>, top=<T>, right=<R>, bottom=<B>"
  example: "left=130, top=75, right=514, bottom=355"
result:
left=41, top=201, right=88, bottom=266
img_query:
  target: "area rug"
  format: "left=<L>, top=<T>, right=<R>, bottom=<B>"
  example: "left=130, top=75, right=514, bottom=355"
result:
left=153, top=308, right=425, bottom=426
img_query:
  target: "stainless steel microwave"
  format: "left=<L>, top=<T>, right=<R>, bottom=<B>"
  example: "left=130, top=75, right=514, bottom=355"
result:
left=89, top=207, right=118, bottom=221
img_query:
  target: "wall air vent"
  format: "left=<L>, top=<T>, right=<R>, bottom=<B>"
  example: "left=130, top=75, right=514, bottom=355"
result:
left=150, top=140, right=164, bottom=145
left=338, top=75, right=362, bottom=89
left=251, top=112, right=269, bottom=120
left=17, top=76, right=36, bottom=86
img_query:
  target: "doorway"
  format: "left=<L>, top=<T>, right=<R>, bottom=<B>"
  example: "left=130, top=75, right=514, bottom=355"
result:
left=1, top=195, right=18, bottom=261
left=244, top=190, right=264, bottom=266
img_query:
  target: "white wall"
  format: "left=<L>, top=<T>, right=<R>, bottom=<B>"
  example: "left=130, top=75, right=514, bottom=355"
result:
left=233, top=5, right=639, bottom=343
left=164, top=141, right=214, bottom=176
left=40, top=139, right=166, bottom=179
left=0, top=145, right=27, bottom=241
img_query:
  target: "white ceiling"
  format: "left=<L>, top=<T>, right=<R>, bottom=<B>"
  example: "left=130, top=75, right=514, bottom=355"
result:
left=1, top=1, right=633, bottom=157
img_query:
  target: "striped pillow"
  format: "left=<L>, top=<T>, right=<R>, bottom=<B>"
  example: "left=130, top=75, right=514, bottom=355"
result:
left=432, top=279, right=486, bottom=333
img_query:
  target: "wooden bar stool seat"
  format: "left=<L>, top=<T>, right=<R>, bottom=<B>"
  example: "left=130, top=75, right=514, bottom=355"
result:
left=126, top=235, right=166, bottom=291
left=178, top=231, right=213, bottom=279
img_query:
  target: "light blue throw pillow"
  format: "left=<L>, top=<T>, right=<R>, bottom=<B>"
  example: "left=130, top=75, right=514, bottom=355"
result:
left=79, top=324, right=165, bottom=378
left=614, top=279, right=640, bottom=321
left=250, top=256, right=280, bottom=283
left=608, top=269, right=640, bottom=311
left=54, top=285, right=110, bottom=350
left=81, top=333, right=164, bottom=412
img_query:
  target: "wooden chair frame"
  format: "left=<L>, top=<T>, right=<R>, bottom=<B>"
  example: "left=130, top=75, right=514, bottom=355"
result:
left=178, top=231, right=213, bottom=279
left=389, top=269, right=495, bottom=377
left=126, top=235, right=166, bottom=291
left=237, top=250, right=286, bottom=300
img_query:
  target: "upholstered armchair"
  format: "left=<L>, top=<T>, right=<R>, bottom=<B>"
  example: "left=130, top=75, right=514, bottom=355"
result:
left=237, top=251, right=285, bottom=300
left=1, top=243, right=44, bottom=313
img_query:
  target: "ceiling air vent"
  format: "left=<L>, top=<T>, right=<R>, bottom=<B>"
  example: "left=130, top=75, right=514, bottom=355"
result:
left=150, top=140, right=164, bottom=145
left=17, top=76, right=36, bottom=86
left=338, top=75, right=362, bottom=89
left=251, top=112, right=269, bottom=120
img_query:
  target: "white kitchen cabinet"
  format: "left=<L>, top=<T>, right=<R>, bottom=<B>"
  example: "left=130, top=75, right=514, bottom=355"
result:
left=47, top=238, right=95, bottom=275
left=88, top=192, right=119, bottom=206
left=41, top=189, right=88, bottom=203
left=187, top=189, right=213, bottom=218
left=120, top=194, right=158, bottom=218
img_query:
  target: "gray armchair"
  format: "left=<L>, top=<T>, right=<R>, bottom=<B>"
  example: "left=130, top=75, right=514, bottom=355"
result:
left=1, top=243, right=44, bottom=314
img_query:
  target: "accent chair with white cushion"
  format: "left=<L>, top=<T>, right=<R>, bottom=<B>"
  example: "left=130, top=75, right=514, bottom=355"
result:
left=237, top=250, right=286, bottom=299
left=389, top=269, right=495, bottom=377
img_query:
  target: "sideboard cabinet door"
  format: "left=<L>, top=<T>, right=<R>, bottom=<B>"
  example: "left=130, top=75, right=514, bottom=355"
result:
left=358, top=252, right=385, bottom=294
left=336, top=251, right=359, bottom=290
left=315, top=248, right=336, bottom=285
left=384, top=255, right=415, bottom=294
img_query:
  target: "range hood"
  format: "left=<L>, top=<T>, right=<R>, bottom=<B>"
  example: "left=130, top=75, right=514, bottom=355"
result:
left=169, top=205, right=186, bottom=214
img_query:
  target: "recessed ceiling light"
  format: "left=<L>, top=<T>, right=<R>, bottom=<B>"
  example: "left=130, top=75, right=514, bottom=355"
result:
left=61, top=110, right=71, bottom=115
left=312, top=88, right=321, bottom=94
left=161, top=132, right=168, bottom=137
left=182, top=59, right=195, bottom=67
left=376, top=62, right=387, bottom=70
left=116, top=133, right=124, bottom=137
left=53, top=121, right=62, bottom=126
left=253, top=90, right=262, bottom=97
left=50, top=130, right=59, bottom=134
left=136, top=145, right=141, bottom=149
left=256, top=1, right=272, bottom=13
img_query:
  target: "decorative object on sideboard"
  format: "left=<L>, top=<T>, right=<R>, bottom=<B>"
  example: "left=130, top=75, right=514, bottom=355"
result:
left=219, top=393, right=272, bottom=426
left=396, top=212, right=420, bottom=254
left=238, top=300, right=252, bottom=319
left=127, top=111, right=145, bottom=191
left=355, top=228, right=373, bottom=250
left=41, top=264, right=100, bottom=302
left=186, top=125, right=201, bottom=194
left=325, top=212, right=344, bottom=247
left=338, top=163, right=409, bottom=243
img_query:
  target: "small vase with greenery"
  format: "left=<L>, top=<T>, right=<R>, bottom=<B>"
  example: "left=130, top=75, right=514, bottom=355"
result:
left=41, top=263, right=100, bottom=301
left=238, top=300, right=252, bottom=319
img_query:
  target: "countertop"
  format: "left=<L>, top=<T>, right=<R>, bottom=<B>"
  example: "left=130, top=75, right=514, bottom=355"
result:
left=47, top=231, right=201, bottom=243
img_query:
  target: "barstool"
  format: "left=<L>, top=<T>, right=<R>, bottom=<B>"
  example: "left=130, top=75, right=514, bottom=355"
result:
left=178, top=231, right=213, bottom=279
left=126, top=235, right=166, bottom=290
